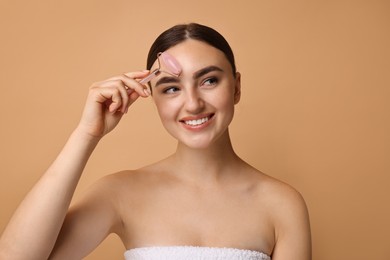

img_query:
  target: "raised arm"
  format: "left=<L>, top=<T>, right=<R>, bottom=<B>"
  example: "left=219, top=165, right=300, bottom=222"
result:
left=0, top=71, right=150, bottom=260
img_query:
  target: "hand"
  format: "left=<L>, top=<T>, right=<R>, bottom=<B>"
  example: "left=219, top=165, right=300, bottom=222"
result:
left=76, top=70, right=151, bottom=139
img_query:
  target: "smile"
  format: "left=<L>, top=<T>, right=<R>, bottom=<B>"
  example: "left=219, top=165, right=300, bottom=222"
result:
left=185, top=117, right=209, bottom=126
left=180, top=114, right=214, bottom=127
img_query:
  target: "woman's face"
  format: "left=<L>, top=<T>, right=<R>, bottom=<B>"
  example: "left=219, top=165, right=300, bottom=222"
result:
left=150, top=39, right=241, bottom=149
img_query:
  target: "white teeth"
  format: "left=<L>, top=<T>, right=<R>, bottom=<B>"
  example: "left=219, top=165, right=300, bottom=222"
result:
left=184, top=117, right=209, bottom=126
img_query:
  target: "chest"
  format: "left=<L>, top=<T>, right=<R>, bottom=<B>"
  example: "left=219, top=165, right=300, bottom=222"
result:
left=119, top=185, right=275, bottom=254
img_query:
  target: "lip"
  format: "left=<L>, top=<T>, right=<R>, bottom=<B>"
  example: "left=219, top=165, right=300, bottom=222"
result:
left=179, top=113, right=215, bottom=131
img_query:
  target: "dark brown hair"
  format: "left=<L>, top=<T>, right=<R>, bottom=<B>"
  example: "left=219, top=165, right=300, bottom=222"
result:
left=146, top=23, right=237, bottom=76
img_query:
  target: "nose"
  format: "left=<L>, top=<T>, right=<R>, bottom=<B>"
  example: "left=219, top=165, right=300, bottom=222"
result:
left=183, top=88, right=205, bottom=114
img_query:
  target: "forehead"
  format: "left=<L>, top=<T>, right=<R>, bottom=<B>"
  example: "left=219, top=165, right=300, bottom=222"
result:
left=150, top=39, right=231, bottom=74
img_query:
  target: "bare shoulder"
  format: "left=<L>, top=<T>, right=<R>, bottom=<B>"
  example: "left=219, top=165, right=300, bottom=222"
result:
left=87, top=165, right=165, bottom=201
left=88, top=168, right=154, bottom=194
left=262, top=175, right=307, bottom=214
left=247, top=168, right=308, bottom=216
left=251, top=170, right=311, bottom=259
left=73, top=169, right=148, bottom=211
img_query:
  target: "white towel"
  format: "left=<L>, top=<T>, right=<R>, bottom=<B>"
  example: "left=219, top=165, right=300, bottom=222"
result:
left=124, top=246, right=271, bottom=260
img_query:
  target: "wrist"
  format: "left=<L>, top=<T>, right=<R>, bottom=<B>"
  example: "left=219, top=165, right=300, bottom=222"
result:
left=72, top=126, right=103, bottom=145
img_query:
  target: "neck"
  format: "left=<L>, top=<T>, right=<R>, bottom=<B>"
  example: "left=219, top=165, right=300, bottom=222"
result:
left=170, top=130, right=242, bottom=185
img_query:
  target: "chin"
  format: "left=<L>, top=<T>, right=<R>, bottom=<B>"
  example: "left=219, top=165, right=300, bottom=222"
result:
left=177, top=132, right=227, bottom=150
left=164, top=123, right=231, bottom=150
left=180, top=140, right=213, bottom=150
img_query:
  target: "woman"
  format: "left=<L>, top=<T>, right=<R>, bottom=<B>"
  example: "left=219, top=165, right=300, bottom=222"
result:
left=0, top=23, right=311, bottom=260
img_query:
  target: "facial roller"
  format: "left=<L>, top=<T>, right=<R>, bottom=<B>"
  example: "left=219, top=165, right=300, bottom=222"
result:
left=139, top=52, right=182, bottom=84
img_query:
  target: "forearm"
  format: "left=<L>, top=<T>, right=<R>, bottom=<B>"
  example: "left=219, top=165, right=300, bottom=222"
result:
left=0, top=129, right=100, bottom=259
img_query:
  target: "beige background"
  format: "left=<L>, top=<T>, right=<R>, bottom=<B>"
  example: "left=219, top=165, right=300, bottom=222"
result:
left=0, top=0, right=389, bottom=259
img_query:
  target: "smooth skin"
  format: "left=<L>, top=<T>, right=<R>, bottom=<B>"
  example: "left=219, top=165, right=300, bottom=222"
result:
left=0, top=40, right=311, bottom=260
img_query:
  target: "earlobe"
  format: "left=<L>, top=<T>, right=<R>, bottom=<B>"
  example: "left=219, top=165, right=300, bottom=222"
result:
left=234, top=72, right=241, bottom=104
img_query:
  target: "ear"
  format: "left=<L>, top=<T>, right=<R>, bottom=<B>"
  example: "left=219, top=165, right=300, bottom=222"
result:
left=233, top=72, right=241, bottom=104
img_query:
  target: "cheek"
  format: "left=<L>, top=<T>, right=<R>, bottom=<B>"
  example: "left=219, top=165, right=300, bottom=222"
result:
left=213, top=87, right=236, bottom=111
left=212, top=88, right=236, bottom=125
left=153, top=98, right=179, bottom=122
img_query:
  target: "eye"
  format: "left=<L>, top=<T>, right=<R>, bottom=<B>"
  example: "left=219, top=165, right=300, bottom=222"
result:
left=202, top=77, right=218, bottom=87
left=163, top=86, right=180, bottom=94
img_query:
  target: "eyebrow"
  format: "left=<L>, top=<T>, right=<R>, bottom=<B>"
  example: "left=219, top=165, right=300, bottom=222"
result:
left=193, top=66, right=223, bottom=80
left=155, top=76, right=180, bottom=88
left=154, top=65, right=224, bottom=88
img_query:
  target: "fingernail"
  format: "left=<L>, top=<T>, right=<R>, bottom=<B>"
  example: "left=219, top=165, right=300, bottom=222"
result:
left=143, top=88, right=151, bottom=96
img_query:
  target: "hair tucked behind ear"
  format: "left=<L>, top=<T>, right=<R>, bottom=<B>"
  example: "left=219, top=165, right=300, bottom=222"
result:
left=147, top=23, right=236, bottom=76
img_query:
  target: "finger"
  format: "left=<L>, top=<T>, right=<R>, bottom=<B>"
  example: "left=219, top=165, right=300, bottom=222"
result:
left=124, top=91, right=140, bottom=114
left=116, top=83, right=130, bottom=113
left=93, top=86, right=123, bottom=113
left=97, top=70, right=148, bottom=88
left=108, top=90, right=122, bottom=113
left=121, top=74, right=151, bottom=98
left=92, top=80, right=131, bottom=113
left=123, top=70, right=150, bottom=79
left=106, top=71, right=150, bottom=85
left=107, top=73, right=151, bottom=98
left=102, top=76, right=148, bottom=98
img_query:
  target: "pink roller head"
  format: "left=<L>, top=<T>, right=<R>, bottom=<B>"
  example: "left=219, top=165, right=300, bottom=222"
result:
left=160, top=52, right=182, bottom=76
left=139, top=52, right=182, bottom=84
